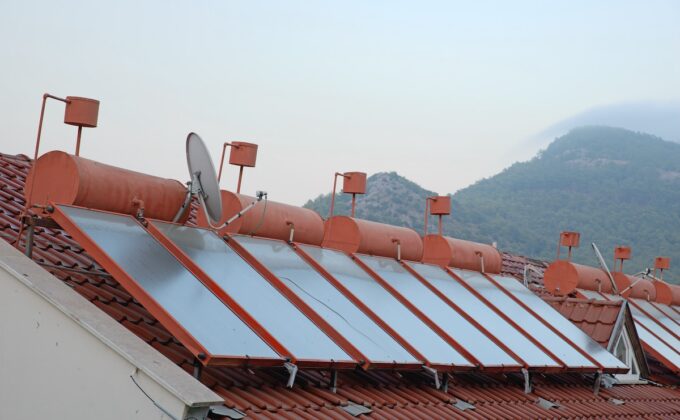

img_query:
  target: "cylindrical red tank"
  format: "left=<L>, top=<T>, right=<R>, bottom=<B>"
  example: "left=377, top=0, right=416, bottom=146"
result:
left=654, top=281, right=680, bottom=305
left=322, top=216, right=423, bottom=261
left=25, top=151, right=188, bottom=222
left=543, top=261, right=615, bottom=296
left=612, top=272, right=656, bottom=300
left=421, top=234, right=501, bottom=273
left=195, top=190, right=325, bottom=245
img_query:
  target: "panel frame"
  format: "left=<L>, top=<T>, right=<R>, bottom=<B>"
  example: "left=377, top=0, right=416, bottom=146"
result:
left=402, top=262, right=566, bottom=373
left=633, top=321, right=680, bottom=373
left=350, top=254, right=524, bottom=372
left=50, top=204, right=285, bottom=368
left=225, top=233, right=417, bottom=371
left=293, top=242, right=471, bottom=372
left=147, top=221, right=357, bottom=369
left=479, top=271, right=628, bottom=373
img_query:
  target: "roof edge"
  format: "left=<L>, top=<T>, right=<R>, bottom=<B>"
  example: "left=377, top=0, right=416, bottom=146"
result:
left=0, top=240, right=223, bottom=408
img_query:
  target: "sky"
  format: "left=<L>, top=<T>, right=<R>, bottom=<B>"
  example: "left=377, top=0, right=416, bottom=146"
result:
left=2, top=0, right=679, bottom=205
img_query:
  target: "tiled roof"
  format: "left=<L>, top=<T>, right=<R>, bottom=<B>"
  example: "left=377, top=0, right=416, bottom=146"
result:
left=3, top=152, right=680, bottom=418
left=542, top=297, right=623, bottom=347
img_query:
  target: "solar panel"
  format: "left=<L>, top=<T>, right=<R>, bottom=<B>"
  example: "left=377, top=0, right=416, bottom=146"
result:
left=628, top=304, right=680, bottom=351
left=654, top=303, right=680, bottom=325
left=450, top=269, right=597, bottom=369
left=591, top=292, right=680, bottom=372
left=150, top=222, right=352, bottom=364
left=55, top=206, right=281, bottom=364
left=299, top=244, right=474, bottom=368
left=630, top=299, right=680, bottom=337
left=488, top=274, right=629, bottom=371
left=408, top=262, right=563, bottom=369
left=357, top=255, right=520, bottom=369
left=231, top=235, right=421, bottom=367
left=576, top=288, right=606, bottom=300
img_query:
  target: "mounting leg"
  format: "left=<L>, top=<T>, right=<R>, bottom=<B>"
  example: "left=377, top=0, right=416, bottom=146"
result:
left=284, top=362, right=298, bottom=389
left=422, top=366, right=440, bottom=389
left=24, top=223, right=35, bottom=258
left=593, top=372, right=602, bottom=396
left=329, top=369, right=338, bottom=393
left=193, top=358, right=203, bottom=380
left=441, top=372, right=450, bottom=393
left=522, top=368, right=532, bottom=394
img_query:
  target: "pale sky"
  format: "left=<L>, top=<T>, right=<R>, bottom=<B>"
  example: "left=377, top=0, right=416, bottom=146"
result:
left=2, top=0, right=679, bottom=204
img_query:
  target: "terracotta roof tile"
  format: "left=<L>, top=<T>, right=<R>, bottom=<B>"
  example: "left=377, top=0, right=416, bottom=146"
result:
left=2, top=152, right=679, bottom=418
left=541, top=296, right=623, bottom=346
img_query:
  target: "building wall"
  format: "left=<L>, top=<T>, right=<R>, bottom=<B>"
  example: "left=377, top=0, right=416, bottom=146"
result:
left=0, top=250, right=210, bottom=420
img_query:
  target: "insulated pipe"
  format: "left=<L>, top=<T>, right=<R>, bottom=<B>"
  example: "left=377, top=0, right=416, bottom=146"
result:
left=25, top=151, right=189, bottom=222
left=196, top=190, right=325, bottom=245
left=322, top=216, right=423, bottom=261
left=421, top=234, right=502, bottom=274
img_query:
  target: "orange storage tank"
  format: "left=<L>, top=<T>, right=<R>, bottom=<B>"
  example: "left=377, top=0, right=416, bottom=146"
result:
left=322, top=216, right=423, bottom=261
left=654, top=281, right=680, bottom=305
left=25, top=151, right=188, bottom=222
left=612, top=272, right=656, bottom=300
left=421, top=234, right=501, bottom=273
left=543, top=261, right=615, bottom=296
left=195, top=190, right=325, bottom=245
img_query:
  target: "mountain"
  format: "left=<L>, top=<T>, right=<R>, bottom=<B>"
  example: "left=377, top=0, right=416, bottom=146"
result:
left=304, top=126, right=680, bottom=283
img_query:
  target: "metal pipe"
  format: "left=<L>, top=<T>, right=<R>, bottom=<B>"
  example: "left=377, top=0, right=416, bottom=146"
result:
left=217, top=142, right=231, bottom=182
left=34, top=93, right=68, bottom=160
left=328, top=172, right=345, bottom=219
left=287, top=222, right=295, bottom=243
left=423, top=198, right=430, bottom=236
left=24, top=224, right=35, bottom=258
left=438, top=215, right=443, bottom=236
left=75, top=126, right=83, bottom=156
left=237, top=166, right=244, bottom=193
left=350, top=194, right=357, bottom=217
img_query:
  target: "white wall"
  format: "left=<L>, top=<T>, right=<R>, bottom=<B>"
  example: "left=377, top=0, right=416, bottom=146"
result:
left=0, top=242, right=219, bottom=419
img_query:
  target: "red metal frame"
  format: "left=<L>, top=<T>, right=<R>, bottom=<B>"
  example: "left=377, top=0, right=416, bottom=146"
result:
left=401, top=261, right=566, bottom=373
left=629, top=300, right=680, bottom=340
left=292, top=243, right=440, bottom=371
left=224, top=233, right=372, bottom=370
left=50, top=204, right=284, bottom=368
left=146, top=220, right=358, bottom=369
left=349, top=253, right=502, bottom=371
left=478, top=271, right=623, bottom=373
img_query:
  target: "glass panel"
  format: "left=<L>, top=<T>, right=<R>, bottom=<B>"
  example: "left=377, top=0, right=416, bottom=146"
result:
left=654, top=303, right=680, bottom=324
left=300, top=245, right=473, bottom=367
left=635, top=325, right=680, bottom=369
left=632, top=299, right=680, bottom=335
left=489, top=274, right=629, bottom=370
left=233, top=236, right=419, bottom=364
left=452, top=269, right=596, bottom=368
left=629, top=305, right=680, bottom=351
left=358, top=256, right=517, bottom=367
left=152, top=222, right=350, bottom=361
left=409, top=262, right=561, bottom=368
left=59, top=206, right=278, bottom=358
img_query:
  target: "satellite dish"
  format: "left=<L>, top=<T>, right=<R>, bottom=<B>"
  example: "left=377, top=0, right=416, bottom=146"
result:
left=186, top=132, right=223, bottom=225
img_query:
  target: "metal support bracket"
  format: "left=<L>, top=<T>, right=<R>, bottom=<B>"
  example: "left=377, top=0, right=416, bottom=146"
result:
left=441, top=372, right=450, bottom=393
left=284, top=362, right=298, bottom=389
left=193, top=358, right=203, bottom=380
left=593, top=372, right=603, bottom=395
left=522, top=368, right=532, bottom=394
left=329, top=369, right=338, bottom=393
left=422, top=365, right=440, bottom=389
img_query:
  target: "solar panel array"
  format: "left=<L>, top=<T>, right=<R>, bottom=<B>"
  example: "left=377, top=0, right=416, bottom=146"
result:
left=54, top=205, right=630, bottom=374
left=577, top=291, right=680, bottom=373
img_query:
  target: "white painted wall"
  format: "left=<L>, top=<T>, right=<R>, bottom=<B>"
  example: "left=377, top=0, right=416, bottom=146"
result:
left=0, top=241, right=220, bottom=420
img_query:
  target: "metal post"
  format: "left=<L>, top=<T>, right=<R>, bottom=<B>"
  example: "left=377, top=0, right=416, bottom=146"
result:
left=25, top=223, right=35, bottom=258
left=236, top=166, right=244, bottom=193
left=217, top=142, right=230, bottom=182
left=351, top=194, right=356, bottom=217
left=75, top=126, right=83, bottom=156
left=34, top=93, right=68, bottom=160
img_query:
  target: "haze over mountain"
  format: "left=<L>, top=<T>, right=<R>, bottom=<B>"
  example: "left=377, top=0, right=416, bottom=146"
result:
left=528, top=102, right=680, bottom=148
left=305, top=126, right=680, bottom=283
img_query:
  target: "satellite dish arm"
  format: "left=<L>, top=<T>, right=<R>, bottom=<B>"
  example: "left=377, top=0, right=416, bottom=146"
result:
left=591, top=242, right=619, bottom=294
